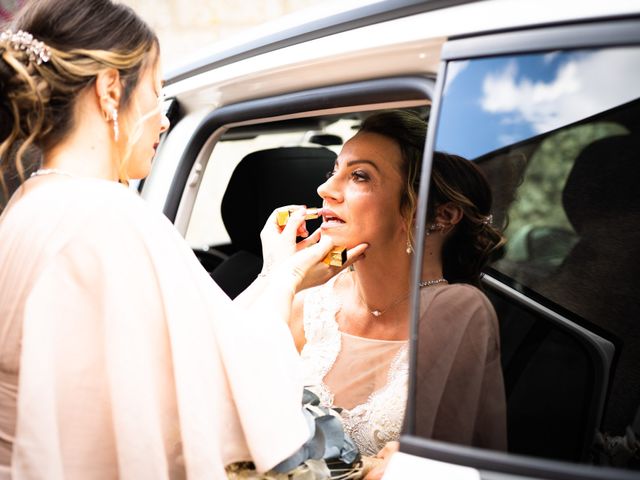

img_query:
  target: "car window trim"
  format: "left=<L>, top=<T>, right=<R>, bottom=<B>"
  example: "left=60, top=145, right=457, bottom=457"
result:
left=399, top=434, right=640, bottom=480
left=442, top=17, right=640, bottom=61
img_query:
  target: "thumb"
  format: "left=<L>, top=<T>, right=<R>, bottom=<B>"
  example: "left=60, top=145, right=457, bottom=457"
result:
left=289, top=235, right=335, bottom=280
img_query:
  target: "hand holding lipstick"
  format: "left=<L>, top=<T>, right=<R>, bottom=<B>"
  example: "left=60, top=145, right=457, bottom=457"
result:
left=260, top=205, right=368, bottom=292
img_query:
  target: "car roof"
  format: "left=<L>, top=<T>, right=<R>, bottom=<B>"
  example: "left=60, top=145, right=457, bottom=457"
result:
left=164, top=0, right=640, bottom=86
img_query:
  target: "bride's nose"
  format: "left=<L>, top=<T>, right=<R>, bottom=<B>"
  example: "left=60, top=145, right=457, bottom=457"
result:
left=317, top=172, right=342, bottom=203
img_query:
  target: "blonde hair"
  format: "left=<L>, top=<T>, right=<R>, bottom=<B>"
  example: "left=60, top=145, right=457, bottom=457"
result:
left=0, top=0, right=158, bottom=200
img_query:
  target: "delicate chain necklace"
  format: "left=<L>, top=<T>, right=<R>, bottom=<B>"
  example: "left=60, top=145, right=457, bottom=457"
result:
left=359, top=277, right=447, bottom=317
left=30, top=168, right=75, bottom=178
left=418, top=278, right=448, bottom=288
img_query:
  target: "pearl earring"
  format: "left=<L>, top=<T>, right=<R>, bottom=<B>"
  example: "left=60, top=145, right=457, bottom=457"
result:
left=112, top=107, right=119, bottom=142
left=406, top=239, right=413, bottom=255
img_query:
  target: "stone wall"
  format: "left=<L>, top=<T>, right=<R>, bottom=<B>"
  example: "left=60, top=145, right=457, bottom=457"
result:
left=118, top=0, right=324, bottom=71
left=1, top=0, right=325, bottom=70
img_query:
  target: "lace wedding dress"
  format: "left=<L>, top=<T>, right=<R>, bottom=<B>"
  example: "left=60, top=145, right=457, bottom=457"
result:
left=300, top=274, right=409, bottom=456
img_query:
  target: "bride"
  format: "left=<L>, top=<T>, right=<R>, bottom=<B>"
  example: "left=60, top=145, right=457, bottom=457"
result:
left=289, top=110, right=508, bottom=479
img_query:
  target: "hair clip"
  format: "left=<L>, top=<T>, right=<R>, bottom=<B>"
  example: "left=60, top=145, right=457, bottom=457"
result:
left=0, top=29, right=51, bottom=65
left=482, top=214, right=493, bottom=226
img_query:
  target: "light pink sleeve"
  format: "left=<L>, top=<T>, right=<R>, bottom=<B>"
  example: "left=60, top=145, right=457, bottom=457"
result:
left=414, top=284, right=507, bottom=450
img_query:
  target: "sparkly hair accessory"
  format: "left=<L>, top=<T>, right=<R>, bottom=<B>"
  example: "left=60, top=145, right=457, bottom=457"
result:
left=0, top=29, right=51, bottom=65
left=482, top=214, right=493, bottom=226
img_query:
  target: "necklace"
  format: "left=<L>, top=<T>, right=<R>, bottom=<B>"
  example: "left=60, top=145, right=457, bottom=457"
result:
left=418, top=278, right=448, bottom=288
left=359, top=277, right=448, bottom=317
left=30, top=168, right=75, bottom=178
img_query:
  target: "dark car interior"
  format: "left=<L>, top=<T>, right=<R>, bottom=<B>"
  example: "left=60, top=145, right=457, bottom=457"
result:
left=477, top=98, right=640, bottom=468
left=212, top=145, right=336, bottom=298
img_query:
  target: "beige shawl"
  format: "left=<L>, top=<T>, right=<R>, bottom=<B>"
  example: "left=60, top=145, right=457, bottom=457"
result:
left=0, top=178, right=308, bottom=479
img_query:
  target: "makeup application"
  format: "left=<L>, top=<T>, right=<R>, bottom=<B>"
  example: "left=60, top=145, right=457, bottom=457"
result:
left=275, top=207, right=347, bottom=267
left=276, top=207, right=323, bottom=227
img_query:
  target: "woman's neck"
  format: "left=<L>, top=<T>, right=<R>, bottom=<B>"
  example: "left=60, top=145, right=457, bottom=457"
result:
left=43, top=135, right=117, bottom=181
left=338, top=242, right=412, bottom=337
left=41, top=93, right=118, bottom=181
left=338, top=240, right=445, bottom=337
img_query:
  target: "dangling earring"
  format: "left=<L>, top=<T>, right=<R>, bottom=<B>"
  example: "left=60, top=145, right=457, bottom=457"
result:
left=406, top=239, right=413, bottom=255
left=112, top=107, right=119, bottom=142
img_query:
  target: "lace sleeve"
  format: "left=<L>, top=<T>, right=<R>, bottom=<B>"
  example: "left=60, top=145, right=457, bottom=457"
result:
left=299, top=277, right=342, bottom=405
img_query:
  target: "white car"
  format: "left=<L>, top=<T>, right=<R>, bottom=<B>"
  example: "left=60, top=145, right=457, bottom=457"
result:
left=145, top=1, right=640, bottom=478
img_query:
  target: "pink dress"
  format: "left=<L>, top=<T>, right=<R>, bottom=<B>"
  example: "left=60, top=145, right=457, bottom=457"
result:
left=0, top=178, right=308, bottom=479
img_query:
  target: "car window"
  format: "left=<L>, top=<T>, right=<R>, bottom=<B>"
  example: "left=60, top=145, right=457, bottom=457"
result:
left=185, top=119, right=356, bottom=250
left=418, top=46, right=640, bottom=472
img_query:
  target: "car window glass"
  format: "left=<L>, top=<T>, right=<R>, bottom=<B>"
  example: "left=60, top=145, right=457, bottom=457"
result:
left=416, top=46, right=640, bottom=472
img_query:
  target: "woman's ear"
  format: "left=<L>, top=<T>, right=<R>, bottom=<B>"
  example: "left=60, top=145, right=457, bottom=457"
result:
left=435, top=202, right=463, bottom=233
left=95, top=68, right=122, bottom=119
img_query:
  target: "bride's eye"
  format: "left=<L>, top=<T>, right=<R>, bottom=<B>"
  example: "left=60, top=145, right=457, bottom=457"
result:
left=351, top=170, right=369, bottom=182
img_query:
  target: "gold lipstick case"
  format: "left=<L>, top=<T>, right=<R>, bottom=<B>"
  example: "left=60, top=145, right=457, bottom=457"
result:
left=323, top=247, right=347, bottom=267
left=276, top=207, right=321, bottom=227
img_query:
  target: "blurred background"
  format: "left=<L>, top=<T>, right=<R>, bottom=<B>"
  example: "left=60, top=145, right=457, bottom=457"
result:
left=1, top=0, right=327, bottom=71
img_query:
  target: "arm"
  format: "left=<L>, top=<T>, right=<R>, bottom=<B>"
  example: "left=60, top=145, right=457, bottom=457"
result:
left=289, top=292, right=308, bottom=352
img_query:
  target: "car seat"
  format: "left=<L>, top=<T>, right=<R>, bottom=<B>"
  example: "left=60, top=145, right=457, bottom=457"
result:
left=212, top=146, right=337, bottom=298
left=550, top=134, right=640, bottom=436
left=490, top=133, right=640, bottom=462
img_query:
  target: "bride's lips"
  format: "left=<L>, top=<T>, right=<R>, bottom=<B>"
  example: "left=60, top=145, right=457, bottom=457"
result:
left=321, top=208, right=346, bottom=228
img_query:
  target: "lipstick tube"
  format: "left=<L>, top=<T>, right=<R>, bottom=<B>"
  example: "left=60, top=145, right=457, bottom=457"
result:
left=276, top=207, right=322, bottom=227
left=323, top=247, right=347, bottom=267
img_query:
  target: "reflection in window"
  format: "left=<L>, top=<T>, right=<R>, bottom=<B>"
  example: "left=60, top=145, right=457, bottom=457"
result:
left=437, top=48, right=640, bottom=159
left=425, top=46, right=640, bottom=472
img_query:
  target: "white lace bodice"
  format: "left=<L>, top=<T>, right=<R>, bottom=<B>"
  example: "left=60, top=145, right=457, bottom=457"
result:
left=299, top=276, right=409, bottom=456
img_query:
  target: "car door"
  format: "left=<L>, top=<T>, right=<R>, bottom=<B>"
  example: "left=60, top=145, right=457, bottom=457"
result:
left=395, top=15, right=640, bottom=480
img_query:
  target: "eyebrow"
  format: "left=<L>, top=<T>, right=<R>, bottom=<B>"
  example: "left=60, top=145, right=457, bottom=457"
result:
left=345, top=159, right=381, bottom=172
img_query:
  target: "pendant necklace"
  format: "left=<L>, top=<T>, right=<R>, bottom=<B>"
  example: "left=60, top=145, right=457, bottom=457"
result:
left=359, top=277, right=448, bottom=317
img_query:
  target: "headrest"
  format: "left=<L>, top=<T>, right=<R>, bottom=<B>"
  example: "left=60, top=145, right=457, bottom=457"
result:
left=221, top=146, right=337, bottom=255
left=563, top=134, right=640, bottom=234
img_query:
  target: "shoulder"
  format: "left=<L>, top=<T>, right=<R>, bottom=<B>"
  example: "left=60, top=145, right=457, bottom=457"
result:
left=32, top=179, right=180, bottom=259
left=429, top=283, right=493, bottom=309
left=421, top=283, right=498, bottom=333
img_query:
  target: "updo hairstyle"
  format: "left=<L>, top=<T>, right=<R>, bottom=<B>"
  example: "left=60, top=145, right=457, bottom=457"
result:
left=428, top=152, right=506, bottom=286
left=0, top=0, right=158, bottom=198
